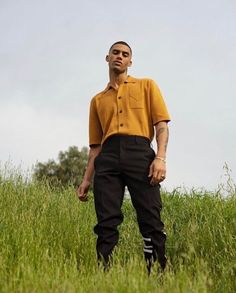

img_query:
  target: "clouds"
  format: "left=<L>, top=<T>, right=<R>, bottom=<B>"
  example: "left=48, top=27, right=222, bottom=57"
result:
left=0, top=0, right=235, bottom=190
left=0, top=100, right=87, bottom=169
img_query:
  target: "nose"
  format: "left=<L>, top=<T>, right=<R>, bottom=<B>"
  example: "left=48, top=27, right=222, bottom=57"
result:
left=117, top=52, right=123, bottom=59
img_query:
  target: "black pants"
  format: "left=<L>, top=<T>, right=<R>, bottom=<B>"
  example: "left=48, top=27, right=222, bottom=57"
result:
left=93, top=135, right=167, bottom=270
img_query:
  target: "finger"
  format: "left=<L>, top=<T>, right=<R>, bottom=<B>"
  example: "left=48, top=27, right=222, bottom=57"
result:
left=148, top=164, right=154, bottom=177
left=150, top=178, right=159, bottom=186
left=78, top=192, right=85, bottom=198
left=77, top=186, right=85, bottom=198
left=150, top=177, right=154, bottom=185
left=158, top=173, right=166, bottom=182
left=77, top=187, right=83, bottom=197
left=79, top=195, right=88, bottom=202
left=79, top=193, right=88, bottom=201
left=150, top=175, right=158, bottom=185
left=150, top=169, right=157, bottom=184
left=152, top=170, right=158, bottom=180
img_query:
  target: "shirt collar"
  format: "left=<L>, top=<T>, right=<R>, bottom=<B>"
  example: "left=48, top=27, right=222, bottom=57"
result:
left=124, top=76, right=137, bottom=83
left=103, top=75, right=137, bottom=93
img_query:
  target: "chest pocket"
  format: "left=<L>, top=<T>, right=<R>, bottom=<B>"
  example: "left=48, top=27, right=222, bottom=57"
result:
left=129, top=86, right=144, bottom=109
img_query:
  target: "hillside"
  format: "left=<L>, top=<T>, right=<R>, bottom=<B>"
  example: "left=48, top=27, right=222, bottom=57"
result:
left=0, top=175, right=235, bottom=292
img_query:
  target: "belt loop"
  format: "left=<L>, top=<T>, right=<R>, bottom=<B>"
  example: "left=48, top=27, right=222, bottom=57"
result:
left=135, top=135, right=138, bottom=144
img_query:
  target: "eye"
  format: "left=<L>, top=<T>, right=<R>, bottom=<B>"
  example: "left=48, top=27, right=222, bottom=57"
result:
left=113, top=50, right=119, bottom=55
left=123, top=52, right=129, bottom=57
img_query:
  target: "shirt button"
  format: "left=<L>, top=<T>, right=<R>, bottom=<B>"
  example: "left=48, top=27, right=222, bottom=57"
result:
left=120, top=123, right=123, bottom=127
left=119, top=110, right=123, bottom=113
left=118, top=96, right=122, bottom=99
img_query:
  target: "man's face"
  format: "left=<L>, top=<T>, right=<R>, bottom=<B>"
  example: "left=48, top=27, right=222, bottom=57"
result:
left=106, top=44, right=132, bottom=73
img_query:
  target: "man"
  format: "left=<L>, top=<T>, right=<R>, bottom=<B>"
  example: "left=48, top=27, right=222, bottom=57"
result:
left=77, top=41, right=170, bottom=274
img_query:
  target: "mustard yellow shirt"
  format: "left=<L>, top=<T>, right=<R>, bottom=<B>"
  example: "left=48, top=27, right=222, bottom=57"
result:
left=89, top=76, right=170, bottom=146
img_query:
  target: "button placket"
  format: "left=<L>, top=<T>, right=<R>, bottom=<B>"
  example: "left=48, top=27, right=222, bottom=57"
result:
left=117, top=89, right=123, bottom=130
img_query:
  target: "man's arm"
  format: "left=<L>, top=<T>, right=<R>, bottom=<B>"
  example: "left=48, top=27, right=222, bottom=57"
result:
left=148, top=121, right=169, bottom=185
left=77, top=145, right=101, bottom=201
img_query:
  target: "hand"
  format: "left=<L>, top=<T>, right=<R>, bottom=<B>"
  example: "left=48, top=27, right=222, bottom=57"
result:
left=148, top=159, right=166, bottom=186
left=77, top=179, right=90, bottom=202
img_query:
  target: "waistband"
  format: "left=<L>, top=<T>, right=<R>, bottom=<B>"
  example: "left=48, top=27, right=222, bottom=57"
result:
left=103, top=134, right=151, bottom=146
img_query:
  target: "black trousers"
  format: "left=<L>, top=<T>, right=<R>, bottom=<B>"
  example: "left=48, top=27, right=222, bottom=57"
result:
left=93, top=135, right=167, bottom=270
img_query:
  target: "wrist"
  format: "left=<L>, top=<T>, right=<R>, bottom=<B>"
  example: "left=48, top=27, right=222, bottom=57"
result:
left=83, top=178, right=91, bottom=184
left=154, top=156, right=166, bottom=163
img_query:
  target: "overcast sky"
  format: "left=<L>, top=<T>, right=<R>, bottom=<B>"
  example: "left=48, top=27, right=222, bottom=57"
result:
left=0, top=0, right=235, bottom=191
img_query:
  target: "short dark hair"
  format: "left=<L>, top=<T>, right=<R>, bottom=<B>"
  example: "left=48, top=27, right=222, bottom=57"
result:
left=109, top=41, right=132, bottom=54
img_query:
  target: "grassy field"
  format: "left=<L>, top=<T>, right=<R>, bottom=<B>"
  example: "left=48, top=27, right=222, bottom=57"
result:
left=0, top=173, right=235, bottom=292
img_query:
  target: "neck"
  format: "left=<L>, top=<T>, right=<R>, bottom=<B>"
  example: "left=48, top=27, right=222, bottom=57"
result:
left=109, top=70, right=128, bottom=90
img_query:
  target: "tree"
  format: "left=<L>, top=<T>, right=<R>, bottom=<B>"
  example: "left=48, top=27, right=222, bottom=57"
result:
left=33, top=146, right=89, bottom=187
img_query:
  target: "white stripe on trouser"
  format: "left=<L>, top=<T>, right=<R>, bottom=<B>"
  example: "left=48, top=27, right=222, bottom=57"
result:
left=143, top=237, right=151, bottom=242
left=143, top=237, right=153, bottom=256
left=144, top=245, right=153, bottom=248
left=144, top=248, right=153, bottom=253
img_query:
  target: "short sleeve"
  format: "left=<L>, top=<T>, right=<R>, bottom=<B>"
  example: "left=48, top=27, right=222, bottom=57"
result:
left=149, top=80, right=171, bottom=125
left=89, top=98, right=103, bottom=146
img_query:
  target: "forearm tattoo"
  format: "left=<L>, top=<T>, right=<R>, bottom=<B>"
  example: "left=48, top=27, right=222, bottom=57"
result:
left=156, top=127, right=169, bottom=151
left=156, top=127, right=166, bottom=138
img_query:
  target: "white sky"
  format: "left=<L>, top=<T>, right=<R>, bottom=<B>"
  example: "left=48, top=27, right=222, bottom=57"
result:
left=0, top=0, right=235, bottom=191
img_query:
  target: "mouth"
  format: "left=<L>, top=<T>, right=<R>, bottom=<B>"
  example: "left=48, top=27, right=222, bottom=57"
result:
left=114, top=60, right=122, bottom=65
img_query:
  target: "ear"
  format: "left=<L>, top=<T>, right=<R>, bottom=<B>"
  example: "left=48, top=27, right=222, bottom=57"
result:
left=105, top=55, right=109, bottom=62
left=128, top=60, right=132, bottom=67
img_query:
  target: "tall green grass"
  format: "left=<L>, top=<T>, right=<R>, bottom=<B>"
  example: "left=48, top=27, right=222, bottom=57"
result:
left=0, top=172, right=235, bottom=292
